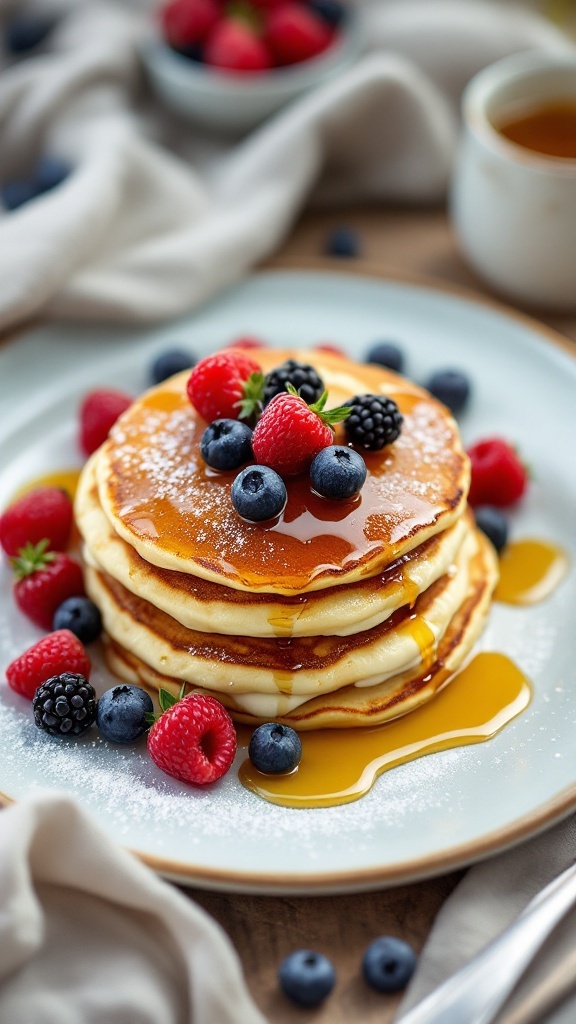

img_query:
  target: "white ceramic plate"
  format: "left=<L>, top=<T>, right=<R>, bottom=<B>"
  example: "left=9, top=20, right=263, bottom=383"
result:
left=0, top=268, right=575, bottom=895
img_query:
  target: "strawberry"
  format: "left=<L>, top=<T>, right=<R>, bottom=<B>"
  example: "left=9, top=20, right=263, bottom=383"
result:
left=265, top=3, right=334, bottom=65
left=147, top=688, right=237, bottom=785
left=204, top=18, right=271, bottom=72
left=251, top=385, right=350, bottom=475
left=6, top=629, right=91, bottom=700
left=226, top=335, right=267, bottom=351
left=79, top=388, right=133, bottom=458
left=187, top=350, right=264, bottom=422
left=12, top=541, right=85, bottom=630
left=0, top=486, right=73, bottom=557
left=160, top=0, right=220, bottom=49
left=467, top=437, right=528, bottom=508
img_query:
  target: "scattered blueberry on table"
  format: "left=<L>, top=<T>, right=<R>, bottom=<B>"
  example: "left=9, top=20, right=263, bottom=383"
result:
left=310, top=444, right=366, bottom=499
left=150, top=347, right=197, bottom=385
left=474, top=505, right=509, bottom=553
left=365, top=340, right=405, bottom=374
left=4, top=13, right=59, bottom=54
left=278, top=949, right=336, bottom=1007
left=1, top=156, right=71, bottom=211
left=325, top=226, right=359, bottom=258
left=309, top=0, right=347, bottom=27
left=362, top=935, right=417, bottom=993
left=97, top=685, right=154, bottom=745
left=53, top=596, right=103, bottom=645
left=200, top=418, right=253, bottom=471
left=425, top=368, right=471, bottom=415
left=249, top=722, right=302, bottom=774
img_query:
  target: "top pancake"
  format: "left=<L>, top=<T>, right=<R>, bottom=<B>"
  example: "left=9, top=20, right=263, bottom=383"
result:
left=95, top=349, right=470, bottom=594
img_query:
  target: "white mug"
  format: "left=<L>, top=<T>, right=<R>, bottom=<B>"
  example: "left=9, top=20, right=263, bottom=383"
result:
left=450, top=52, right=576, bottom=311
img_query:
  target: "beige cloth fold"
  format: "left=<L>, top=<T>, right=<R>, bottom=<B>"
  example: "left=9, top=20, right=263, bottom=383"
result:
left=0, top=792, right=267, bottom=1024
left=0, top=0, right=573, bottom=330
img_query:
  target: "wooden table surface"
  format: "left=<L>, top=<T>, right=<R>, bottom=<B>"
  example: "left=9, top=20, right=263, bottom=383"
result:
left=186, top=205, right=576, bottom=1024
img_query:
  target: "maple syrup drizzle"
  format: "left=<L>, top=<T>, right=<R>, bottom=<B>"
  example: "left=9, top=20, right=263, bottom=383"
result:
left=495, top=539, right=569, bottom=606
left=12, top=468, right=81, bottom=502
left=237, top=653, right=531, bottom=808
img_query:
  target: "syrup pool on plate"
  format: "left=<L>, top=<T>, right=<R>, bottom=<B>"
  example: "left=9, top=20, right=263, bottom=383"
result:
left=238, top=537, right=570, bottom=808
left=238, top=652, right=532, bottom=808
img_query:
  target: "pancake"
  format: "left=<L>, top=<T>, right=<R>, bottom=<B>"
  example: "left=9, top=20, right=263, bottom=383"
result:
left=77, top=455, right=470, bottom=638
left=84, top=525, right=493, bottom=717
left=103, top=529, right=498, bottom=729
left=94, top=349, right=470, bottom=594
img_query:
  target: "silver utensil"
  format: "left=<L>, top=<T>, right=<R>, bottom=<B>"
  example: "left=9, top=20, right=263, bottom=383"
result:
left=398, top=859, right=576, bottom=1024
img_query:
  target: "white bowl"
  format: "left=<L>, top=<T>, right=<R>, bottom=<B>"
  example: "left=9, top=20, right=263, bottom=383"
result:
left=141, top=14, right=361, bottom=134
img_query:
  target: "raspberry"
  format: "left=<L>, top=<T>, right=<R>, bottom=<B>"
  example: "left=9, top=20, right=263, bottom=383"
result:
left=6, top=629, right=91, bottom=701
left=0, top=486, right=73, bottom=557
left=265, top=3, right=334, bottom=64
left=160, top=0, right=220, bottom=49
left=204, top=19, right=272, bottom=73
left=147, top=691, right=237, bottom=785
left=33, top=672, right=96, bottom=737
left=187, top=350, right=264, bottom=422
left=263, top=359, right=325, bottom=407
left=12, top=541, right=85, bottom=630
left=79, top=388, right=133, bottom=457
left=344, top=394, right=403, bottom=450
left=467, top=437, right=528, bottom=508
left=251, top=387, right=350, bottom=476
left=313, top=343, right=346, bottom=357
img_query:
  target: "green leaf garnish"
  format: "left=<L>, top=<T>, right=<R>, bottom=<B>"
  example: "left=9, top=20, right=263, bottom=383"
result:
left=10, top=539, right=56, bottom=580
left=236, top=371, right=265, bottom=422
left=285, top=384, right=352, bottom=431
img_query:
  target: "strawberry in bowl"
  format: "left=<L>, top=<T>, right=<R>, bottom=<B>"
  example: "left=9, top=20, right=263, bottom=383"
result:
left=142, top=0, right=359, bottom=132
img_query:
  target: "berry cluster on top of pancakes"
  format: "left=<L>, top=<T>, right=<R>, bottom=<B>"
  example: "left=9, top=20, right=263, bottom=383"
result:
left=75, top=346, right=498, bottom=731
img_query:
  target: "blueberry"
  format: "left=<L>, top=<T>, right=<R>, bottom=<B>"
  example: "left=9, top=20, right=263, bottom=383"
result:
left=308, top=0, right=347, bottom=27
left=425, top=369, right=471, bottom=415
left=4, top=14, right=58, bottom=54
left=150, top=347, right=196, bottom=385
left=171, top=42, right=204, bottom=62
left=201, top=419, right=253, bottom=471
left=249, top=722, right=302, bottom=774
left=366, top=341, right=405, bottom=374
left=96, top=684, right=154, bottom=744
left=53, top=596, right=102, bottom=644
left=362, top=936, right=417, bottom=993
left=474, top=505, right=509, bottom=553
left=34, top=156, right=70, bottom=194
left=325, top=226, right=359, bottom=258
left=310, top=445, right=366, bottom=500
left=1, top=180, right=37, bottom=210
left=278, top=950, right=336, bottom=1007
left=231, top=466, right=286, bottom=522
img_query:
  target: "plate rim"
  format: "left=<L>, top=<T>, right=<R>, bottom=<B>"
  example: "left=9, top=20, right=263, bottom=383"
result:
left=1, top=261, right=575, bottom=893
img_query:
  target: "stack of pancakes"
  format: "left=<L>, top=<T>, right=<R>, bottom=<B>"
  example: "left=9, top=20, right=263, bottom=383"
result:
left=75, top=349, right=498, bottom=729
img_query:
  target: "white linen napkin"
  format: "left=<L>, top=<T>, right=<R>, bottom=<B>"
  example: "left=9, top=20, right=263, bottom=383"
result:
left=0, top=791, right=267, bottom=1024
left=0, top=0, right=573, bottom=331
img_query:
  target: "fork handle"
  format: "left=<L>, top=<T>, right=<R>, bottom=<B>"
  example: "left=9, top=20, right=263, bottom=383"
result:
left=398, top=860, right=576, bottom=1024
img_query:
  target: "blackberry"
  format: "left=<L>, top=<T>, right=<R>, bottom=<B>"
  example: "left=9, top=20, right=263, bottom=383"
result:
left=264, top=360, right=324, bottom=407
left=33, top=672, right=97, bottom=737
left=344, top=394, right=403, bottom=450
